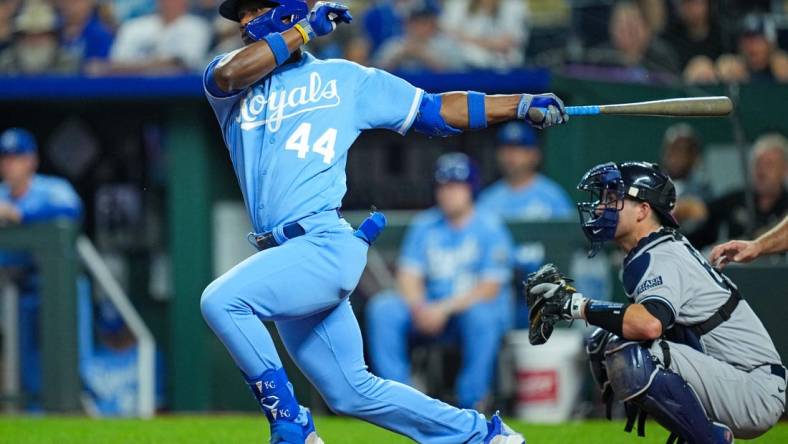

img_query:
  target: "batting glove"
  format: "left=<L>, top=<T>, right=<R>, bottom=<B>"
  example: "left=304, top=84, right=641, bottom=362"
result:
left=307, top=2, right=352, bottom=37
left=517, top=93, right=569, bottom=129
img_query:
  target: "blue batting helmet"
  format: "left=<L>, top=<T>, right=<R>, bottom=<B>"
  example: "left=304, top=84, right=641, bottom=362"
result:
left=0, top=128, right=37, bottom=155
left=577, top=161, right=677, bottom=256
left=434, top=152, right=481, bottom=196
left=219, top=0, right=308, bottom=41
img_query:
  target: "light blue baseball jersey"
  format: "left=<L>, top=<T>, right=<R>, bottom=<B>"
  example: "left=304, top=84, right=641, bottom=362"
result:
left=204, top=51, right=423, bottom=233
left=398, top=208, right=513, bottom=308
left=0, top=174, right=82, bottom=223
left=477, top=175, right=574, bottom=220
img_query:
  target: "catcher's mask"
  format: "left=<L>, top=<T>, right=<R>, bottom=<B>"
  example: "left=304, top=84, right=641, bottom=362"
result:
left=220, top=0, right=309, bottom=42
left=577, top=161, right=678, bottom=257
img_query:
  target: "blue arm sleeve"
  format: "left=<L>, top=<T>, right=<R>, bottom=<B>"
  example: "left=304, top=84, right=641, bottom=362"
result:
left=412, top=93, right=462, bottom=138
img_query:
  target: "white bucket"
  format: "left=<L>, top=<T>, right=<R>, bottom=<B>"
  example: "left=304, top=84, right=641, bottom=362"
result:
left=508, top=328, right=585, bottom=423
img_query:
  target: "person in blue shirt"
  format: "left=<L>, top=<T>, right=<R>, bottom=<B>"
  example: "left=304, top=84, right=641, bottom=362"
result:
left=55, top=0, right=114, bottom=70
left=366, top=152, right=514, bottom=411
left=0, top=127, right=83, bottom=410
left=200, top=1, right=567, bottom=443
left=478, top=121, right=574, bottom=220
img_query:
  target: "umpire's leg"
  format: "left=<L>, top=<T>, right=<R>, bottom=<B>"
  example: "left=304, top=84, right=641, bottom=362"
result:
left=649, top=341, right=786, bottom=439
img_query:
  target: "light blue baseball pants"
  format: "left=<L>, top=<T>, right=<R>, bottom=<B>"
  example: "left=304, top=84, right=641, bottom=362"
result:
left=200, top=220, right=489, bottom=443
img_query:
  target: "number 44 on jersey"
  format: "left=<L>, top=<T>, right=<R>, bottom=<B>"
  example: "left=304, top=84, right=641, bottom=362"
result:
left=285, top=122, right=337, bottom=164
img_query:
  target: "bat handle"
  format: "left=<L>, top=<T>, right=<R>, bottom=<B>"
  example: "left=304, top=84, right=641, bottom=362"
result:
left=566, top=105, right=600, bottom=116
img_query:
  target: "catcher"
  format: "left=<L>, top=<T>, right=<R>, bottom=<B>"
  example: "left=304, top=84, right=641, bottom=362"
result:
left=525, top=162, right=786, bottom=444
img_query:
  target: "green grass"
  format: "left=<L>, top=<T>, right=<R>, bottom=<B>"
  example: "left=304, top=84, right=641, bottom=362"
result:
left=0, top=416, right=785, bottom=443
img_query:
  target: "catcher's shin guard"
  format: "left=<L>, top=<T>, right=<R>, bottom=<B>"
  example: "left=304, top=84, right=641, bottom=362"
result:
left=586, top=328, right=616, bottom=418
left=605, top=340, right=733, bottom=444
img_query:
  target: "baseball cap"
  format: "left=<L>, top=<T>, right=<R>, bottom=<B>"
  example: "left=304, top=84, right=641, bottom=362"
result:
left=740, top=14, right=776, bottom=43
left=0, top=128, right=37, bottom=155
left=408, top=0, right=441, bottom=18
left=497, top=121, right=538, bottom=148
left=14, top=1, right=58, bottom=34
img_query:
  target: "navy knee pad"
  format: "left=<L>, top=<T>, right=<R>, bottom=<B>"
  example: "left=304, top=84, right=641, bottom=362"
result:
left=604, top=340, right=731, bottom=444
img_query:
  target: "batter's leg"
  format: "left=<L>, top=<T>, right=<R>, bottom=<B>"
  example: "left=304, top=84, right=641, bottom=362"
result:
left=365, top=290, right=413, bottom=384
left=277, top=299, right=490, bottom=444
left=200, top=231, right=365, bottom=442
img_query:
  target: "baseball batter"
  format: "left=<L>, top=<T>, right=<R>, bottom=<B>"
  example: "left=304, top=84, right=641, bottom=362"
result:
left=200, top=1, right=568, bottom=443
left=525, top=162, right=785, bottom=443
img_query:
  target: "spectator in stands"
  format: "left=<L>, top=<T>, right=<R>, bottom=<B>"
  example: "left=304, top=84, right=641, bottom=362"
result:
left=102, top=0, right=156, bottom=24
left=0, top=128, right=83, bottom=410
left=439, top=0, right=527, bottom=70
left=366, top=153, right=513, bottom=410
left=0, top=0, right=75, bottom=75
left=362, top=0, right=407, bottom=58
left=87, top=0, right=211, bottom=75
left=0, top=0, right=20, bottom=54
left=716, top=14, right=788, bottom=83
left=477, top=121, right=574, bottom=220
left=585, top=1, right=680, bottom=78
left=54, top=0, right=114, bottom=71
left=661, top=123, right=713, bottom=227
left=689, top=133, right=788, bottom=249
left=375, top=0, right=465, bottom=72
left=662, top=0, right=725, bottom=75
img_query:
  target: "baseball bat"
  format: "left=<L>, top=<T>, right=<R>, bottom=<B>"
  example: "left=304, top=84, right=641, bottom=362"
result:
left=527, top=96, right=733, bottom=121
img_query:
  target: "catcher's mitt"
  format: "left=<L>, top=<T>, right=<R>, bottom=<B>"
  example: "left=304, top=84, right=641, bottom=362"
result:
left=524, top=263, right=577, bottom=345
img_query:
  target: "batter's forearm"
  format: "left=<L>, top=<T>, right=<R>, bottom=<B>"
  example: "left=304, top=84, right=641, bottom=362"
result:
left=214, top=28, right=305, bottom=92
left=439, top=92, right=520, bottom=129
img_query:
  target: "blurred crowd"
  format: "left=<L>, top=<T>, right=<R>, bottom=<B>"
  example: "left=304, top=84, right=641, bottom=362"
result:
left=0, top=0, right=786, bottom=83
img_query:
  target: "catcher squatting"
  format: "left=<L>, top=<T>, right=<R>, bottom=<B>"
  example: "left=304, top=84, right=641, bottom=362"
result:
left=525, top=162, right=787, bottom=444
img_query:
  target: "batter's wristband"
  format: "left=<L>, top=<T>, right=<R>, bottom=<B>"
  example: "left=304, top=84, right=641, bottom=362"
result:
left=295, top=19, right=316, bottom=43
left=263, top=32, right=290, bottom=66
left=467, top=91, right=487, bottom=129
left=293, top=22, right=311, bottom=44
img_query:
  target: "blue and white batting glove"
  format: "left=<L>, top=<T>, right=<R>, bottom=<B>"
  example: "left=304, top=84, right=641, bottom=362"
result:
left=307, top=1, right=352, bottom=37
left=517, top=93, right=569, bottom=129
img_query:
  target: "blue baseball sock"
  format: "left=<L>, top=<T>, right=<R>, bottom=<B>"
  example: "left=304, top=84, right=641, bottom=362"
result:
left=245, top=367, right=300, bottom=424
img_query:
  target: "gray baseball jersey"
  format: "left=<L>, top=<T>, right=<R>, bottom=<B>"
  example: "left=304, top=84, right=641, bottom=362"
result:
left=622, top=229, right=785, bottom=438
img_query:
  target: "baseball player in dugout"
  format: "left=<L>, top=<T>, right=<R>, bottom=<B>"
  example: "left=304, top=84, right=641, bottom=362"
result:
left=366, top=152, right=514, bottom=412
left=525, top=162, right=786, bottom=444
left=201, top=1, right=567, bottom=443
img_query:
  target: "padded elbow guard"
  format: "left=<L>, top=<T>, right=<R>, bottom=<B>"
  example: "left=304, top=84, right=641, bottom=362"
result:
left=412, top=93, right=462, bottom=137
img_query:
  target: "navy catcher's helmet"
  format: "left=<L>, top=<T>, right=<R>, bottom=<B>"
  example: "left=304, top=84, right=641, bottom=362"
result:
left=577, top=161, right=677, bottom=255
left=434, top=152, right=480, bottom=196
left=219, top=0, right=308, bottom=41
